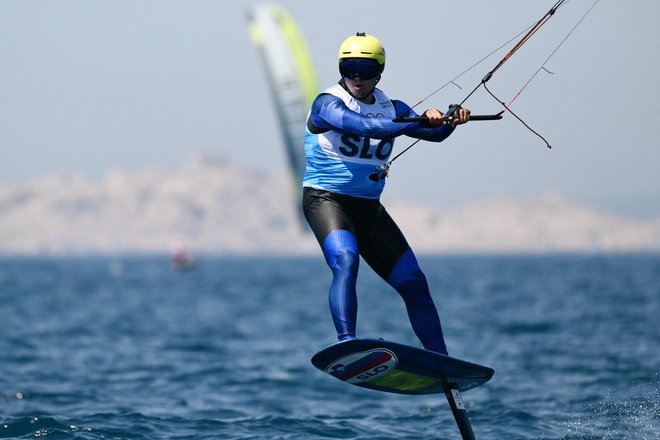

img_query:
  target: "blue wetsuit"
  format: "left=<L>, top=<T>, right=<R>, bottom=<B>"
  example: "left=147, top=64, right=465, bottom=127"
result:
left=303, top=81, right=455, bottom=355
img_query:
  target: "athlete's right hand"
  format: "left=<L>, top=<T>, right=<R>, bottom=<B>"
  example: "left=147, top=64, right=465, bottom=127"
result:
left=422, top=109, right=447, bottom=126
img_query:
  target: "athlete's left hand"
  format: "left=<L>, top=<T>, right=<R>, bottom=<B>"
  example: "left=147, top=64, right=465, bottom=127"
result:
left=451, top=107, right=471, bottom=125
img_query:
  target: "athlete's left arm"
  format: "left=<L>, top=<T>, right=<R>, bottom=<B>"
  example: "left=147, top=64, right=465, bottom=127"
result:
left=392, top=100, right=456, bottom=142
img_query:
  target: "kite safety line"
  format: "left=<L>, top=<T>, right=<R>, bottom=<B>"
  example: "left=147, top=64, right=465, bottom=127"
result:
left=370, top=0, right=600, bottom=182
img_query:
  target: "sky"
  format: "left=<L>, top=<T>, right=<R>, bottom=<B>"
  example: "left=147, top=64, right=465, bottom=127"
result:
left=1, top=0, right=659, bottom=219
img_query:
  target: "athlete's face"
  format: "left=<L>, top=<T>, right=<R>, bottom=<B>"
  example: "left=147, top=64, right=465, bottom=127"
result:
left=343, top=76, right=380, bottom=101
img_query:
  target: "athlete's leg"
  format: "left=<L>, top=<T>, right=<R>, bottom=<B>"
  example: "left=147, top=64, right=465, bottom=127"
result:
left=358, top=204, right=448, bottom=355
left=322, top=230, right=359, bottom=341
left=387, top=248, right=448, bottom=355
left=303, top=188, right=360, bottom=341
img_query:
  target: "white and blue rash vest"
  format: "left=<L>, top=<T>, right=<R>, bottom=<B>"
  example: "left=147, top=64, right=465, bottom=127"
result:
left=303, top=83, right=456, bottom=199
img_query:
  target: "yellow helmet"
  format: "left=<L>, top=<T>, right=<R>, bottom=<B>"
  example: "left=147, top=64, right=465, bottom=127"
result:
left=338, top=32, right=386, bottom=68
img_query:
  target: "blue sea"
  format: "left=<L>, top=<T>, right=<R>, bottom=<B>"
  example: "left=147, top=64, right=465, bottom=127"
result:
left=1, top=254, right=658, bottom=439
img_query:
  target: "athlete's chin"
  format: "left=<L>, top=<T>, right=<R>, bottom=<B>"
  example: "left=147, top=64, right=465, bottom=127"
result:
left=351, top=87, right=368, bottom=98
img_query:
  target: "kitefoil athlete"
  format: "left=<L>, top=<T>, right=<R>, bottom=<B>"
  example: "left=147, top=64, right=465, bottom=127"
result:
left=302, top=33, right=470, bottom=355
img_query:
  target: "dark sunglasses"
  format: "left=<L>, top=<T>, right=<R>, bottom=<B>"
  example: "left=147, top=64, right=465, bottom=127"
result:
left=339, top=59, right=382, bottom=80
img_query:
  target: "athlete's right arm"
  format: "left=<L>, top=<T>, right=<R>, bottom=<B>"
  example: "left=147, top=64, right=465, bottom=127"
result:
left=308, top=94, right=416, bottom=139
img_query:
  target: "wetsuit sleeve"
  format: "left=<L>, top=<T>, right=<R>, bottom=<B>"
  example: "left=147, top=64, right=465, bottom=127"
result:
left=309, top=94, right=412, bottom=139
left=309, top=94, right=454, bottom=141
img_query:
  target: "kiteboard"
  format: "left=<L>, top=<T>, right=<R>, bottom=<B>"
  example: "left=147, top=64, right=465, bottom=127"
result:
left=311, top=338, right=493, bottom=394
left=311, top=338, right=494, bottom=440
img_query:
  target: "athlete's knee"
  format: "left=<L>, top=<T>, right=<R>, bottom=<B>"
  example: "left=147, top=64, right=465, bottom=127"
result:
left=333, top=250, right=359, bottom=278
left=387, top=248, right=431, bottom=299
left=322, top=230, right=359, bottom=277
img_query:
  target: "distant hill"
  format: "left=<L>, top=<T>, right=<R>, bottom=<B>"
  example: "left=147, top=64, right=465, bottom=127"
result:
left=1, top=155, right=658, bottom=255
